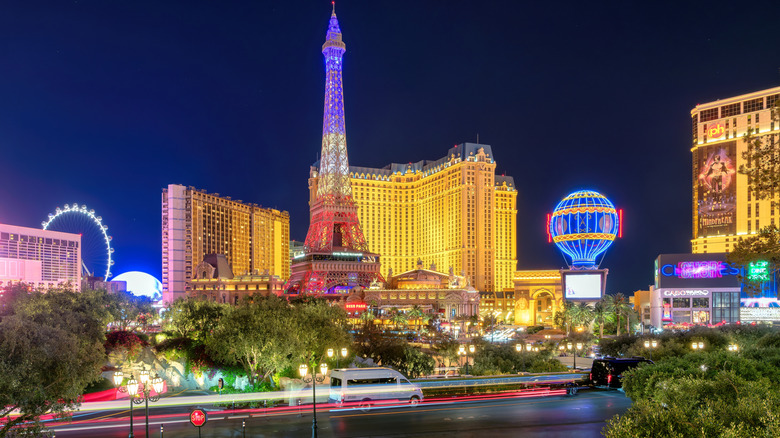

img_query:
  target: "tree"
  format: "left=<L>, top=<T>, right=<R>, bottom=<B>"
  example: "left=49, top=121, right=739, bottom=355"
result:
left=359, top=310, right=376, bottom=323
left=603, top=326, right=780, bottom=437
left=291, top=299, right=352, bottom=369
left=206, top=296, right=296, bottom=386
left=397, top=345, right=435, bottom=379
left=0, top=290, right=105, bottom=437
left=593, top=300, right=612, bottom=339
left=609, top=293, right=631, bottom=336
left=570, top=302, right=594, bottom=330
left=407, top=305, right=425, bottom=333
left=163, top=298, right=226, bottom=342
left=553, top=300, right=573, bottom=334
left=432, top=336, right=461, bottom=367
left=352, top=320, right=406, bottom=367
left=389, top=308, right=408, bottom=329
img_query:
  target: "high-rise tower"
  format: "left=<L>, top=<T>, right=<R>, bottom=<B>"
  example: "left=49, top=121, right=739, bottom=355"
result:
left=285, top=5, right=383, bottom=295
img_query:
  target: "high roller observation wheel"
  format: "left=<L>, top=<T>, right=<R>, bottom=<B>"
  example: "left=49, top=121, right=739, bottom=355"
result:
left=41, top=203, right=114, bottom=279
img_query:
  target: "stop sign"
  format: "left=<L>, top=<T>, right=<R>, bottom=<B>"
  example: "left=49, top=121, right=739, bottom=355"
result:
left=190, top=409, right=208, bottom=427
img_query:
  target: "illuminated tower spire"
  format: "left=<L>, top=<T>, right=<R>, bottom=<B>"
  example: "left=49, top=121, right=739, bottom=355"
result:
left=318, top=2, right=351, bottom=200
left=285, top=5, right=383, bottom=296
left=302, top=4, right=369, bottom=254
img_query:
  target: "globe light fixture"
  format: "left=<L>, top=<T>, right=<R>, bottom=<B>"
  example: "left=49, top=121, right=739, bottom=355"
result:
left=643, top=339, right=659, bottom=360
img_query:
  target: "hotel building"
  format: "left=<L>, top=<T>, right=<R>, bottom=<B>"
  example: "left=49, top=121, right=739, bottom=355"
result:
left=691, top=85, right=780, bottom=253
left=0, top=223, right=81, bottom=289
left=161, top=184, right=290, bottom=303
left=309, top=142, right=517, bottom=292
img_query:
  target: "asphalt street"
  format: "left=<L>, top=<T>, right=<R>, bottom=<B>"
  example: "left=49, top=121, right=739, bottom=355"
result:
left=50, top=389, right=631, bottom=438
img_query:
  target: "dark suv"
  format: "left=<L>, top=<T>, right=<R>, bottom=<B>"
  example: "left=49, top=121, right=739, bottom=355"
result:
left=589, top=357, right=653, bottom=388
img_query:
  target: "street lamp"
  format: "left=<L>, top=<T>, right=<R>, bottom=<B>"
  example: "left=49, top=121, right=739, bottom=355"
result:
left=643, top=339, right=658, bottom=361
left=566, top=342, right=583, bottom=370
left=327, top=347, right=349, bottom=369
left=458, top=344, right=475, bottom=375
left=299, top=362, right=328, bottom=438
left=515, top=343, right=525, bottom=373
left=691, top=341, right=705, bottom=350
left=728, top=344, right=739, bottom=352
left=114, top=371, right=164, bottom=438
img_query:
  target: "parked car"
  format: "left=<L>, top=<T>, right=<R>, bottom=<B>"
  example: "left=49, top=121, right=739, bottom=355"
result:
left=589, top=357, right=653, bottom=388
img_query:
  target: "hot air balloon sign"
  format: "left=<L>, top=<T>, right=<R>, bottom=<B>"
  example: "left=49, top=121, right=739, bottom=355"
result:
left=549, top=190, right=620, bottom=269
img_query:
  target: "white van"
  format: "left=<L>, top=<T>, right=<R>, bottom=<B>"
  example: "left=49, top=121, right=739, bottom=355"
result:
left=328, top=368, right=423, bottom=408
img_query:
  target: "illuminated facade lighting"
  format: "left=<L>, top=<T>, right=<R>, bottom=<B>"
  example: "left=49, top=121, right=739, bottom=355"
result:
left=161, top=184, right=290, bottom=303
left=691, top=86, right=780, bottom=254
left=311, top=144, right=518, bottom=292
left=0, top=223, right=82, bottom=289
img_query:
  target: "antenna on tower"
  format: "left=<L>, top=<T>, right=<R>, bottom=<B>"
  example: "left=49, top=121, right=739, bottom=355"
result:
left=477, top=133, right=479, bottom=144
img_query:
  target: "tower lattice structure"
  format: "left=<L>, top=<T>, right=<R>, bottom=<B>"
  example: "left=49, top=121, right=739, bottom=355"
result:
left=285, top=5, right=383, bottom=295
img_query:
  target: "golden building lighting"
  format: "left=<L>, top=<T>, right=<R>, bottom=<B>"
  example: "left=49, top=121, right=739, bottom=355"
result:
left=162, top=184, right=290, bottom=303
left=691, top=86, right=780, bottom=254
left=309, top=142, right=517, bottom=292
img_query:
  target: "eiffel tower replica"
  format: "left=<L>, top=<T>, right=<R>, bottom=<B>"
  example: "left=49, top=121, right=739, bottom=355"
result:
left=285, top=4, right=384, bottom=296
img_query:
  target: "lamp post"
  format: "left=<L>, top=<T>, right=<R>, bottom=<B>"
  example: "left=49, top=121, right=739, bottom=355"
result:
left=299, top=362, right=328, bottom=438
left=567, top=342, right=583, bottom=370
left=327, top=347, right=349, bottom=369
left=643, top=339, right=658, bottom=361
left=515, top=343, right=524, bottom=373
left=114, top=371, right=163, bottom=438
left=691, top=341, right=705, bottom=350
left=728, top=344, right=739, bottom=352
left=458, top=344, right=475, bottom=375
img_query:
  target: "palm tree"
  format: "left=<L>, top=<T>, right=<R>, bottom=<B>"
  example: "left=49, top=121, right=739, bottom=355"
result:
left=359, top=310, right=376, bottom=323
left=593, top=300, right=611, bottom=338
left=554, top=300, right=574, bottom=334
left=611, top=293, right=631, bottom=336
left=390, top=309, right=408, bottom=329
left=572, top=302, right=594, bottom=329
left=408, top=305, right=425, bottom=332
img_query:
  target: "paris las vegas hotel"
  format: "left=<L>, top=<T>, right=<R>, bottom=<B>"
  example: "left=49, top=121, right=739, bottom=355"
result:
left=308, top=143, right=518, bottom=293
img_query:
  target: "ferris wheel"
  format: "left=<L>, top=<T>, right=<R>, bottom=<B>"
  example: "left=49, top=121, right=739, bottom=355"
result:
left=42, top=203, right=114, bottom=279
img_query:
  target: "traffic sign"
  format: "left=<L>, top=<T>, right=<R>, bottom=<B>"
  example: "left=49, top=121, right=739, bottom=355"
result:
left=190, top=409, right=208, bottom=427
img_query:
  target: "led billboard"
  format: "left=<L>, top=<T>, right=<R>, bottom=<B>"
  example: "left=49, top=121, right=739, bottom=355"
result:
left=695, top=141, right=736, bottom=237
left=562, top=270, right=606, bottom=300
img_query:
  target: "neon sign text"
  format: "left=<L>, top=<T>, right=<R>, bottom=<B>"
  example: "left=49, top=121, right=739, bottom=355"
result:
left=747, top=261, right=770, bottom=282
left=708, top=123, right=725, bottom=138
left=345, top=303, right=367, bottom=312
left=659, top=261, right=739, bottom=279
left=662, top=289, right=710, bottom=297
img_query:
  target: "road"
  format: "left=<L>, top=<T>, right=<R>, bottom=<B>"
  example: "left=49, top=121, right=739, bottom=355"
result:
left=50, top=389, right=631, bottom=437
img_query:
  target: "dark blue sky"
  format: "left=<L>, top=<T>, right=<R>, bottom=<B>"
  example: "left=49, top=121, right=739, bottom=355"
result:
left=1, top=1, right=778, bottom=294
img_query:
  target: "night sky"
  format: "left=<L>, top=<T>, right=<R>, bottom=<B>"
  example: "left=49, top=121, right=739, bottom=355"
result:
left=1, top=1, right=779, bottom=295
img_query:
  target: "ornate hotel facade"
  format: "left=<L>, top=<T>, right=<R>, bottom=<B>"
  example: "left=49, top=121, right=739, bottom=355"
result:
left=162, top=184, right=290, bottom=303
left=691, top=86, right=780, bottom=253
left=309, top=143, right=518, bottom=292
